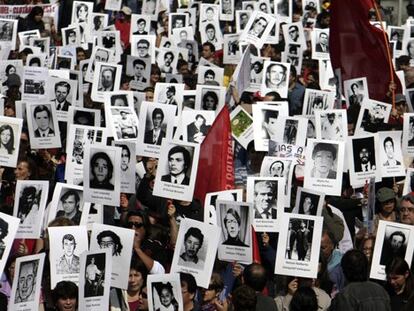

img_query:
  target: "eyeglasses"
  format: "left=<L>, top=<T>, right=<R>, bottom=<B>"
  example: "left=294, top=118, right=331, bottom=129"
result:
left=400, top=207, right=414, bottom=213
left=99, top=241, right=114, bottom=247
left=127, top=222, right=144, bottom=229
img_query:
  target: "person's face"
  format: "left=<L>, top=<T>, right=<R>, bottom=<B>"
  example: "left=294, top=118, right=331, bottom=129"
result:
left=241, top=14, right=248, bottom=25
left=114, top=98, right=126, bottom=106
left=202, top=45, right=213, bottom=59
left=18, top=263, right=35, bottom=301
left=101, top=70, right=113, bottom=88
left=184, top=235, right=201, bottom=258
left=181, top=281, right=194, bottom=306
left=68, top=32, right=76, bottom=44
left=153, top=113, right=163, bottom=129
left=313, top=150, right=334, bottom=175
left=359, top=148, right=370, bottom=164
left=15, top=161, right=30, bottom=180
left=384, top=141, right=394, bottom=159
left=289, top=27, right=299, bottom=40
left=1, top=128, right=11, bottom=145
left=270, top=162, right=283, bottom=176
left=99, top=236, right=115, bottom=254
left=267, top=65, right=285, bottom=85
left=78, top=6, right=88, bottom=20
left=225, top=213, right=239, bottom=238
left=166, top=89, right=173, bottom=99
left=303, top=197, right=312, bottom=214
left=254, top=183, right=274, bottom=210
left=320, top=233, right=334, bottom=259
left=95, top=50, right=108, bottom=62
left=260, top=4, right=267, bottom=12
left=128, top=215, right=146, bottom=240
left=137, top=43, right=149, bottom=57
left=134, top=63, right=145, bottom=77
left=35, top=110, right=50, bottom=131
left=164, top=53, right=173, bottom=66
left=137, top=20, right=146, bottom=32
left=206, top=27, right=215, bottom=40
left=204, top=95, right=216, bottom=110
left=34, top=13, right=43, bottom=23
left=195, top=117, right=204, bottom=127
left=63, top=239, right=75, bottom=257
left=168, top=152, right=186, bottom=176
left=265, top=117, right=278, bottom=137
left=388, top=273, right=408, bottom=294
left=160, top=288, right=173, bottom=307
left=62, top=194, right=78, bottom=215
left=391, top=235, right=404, bottom=250
left=205, top=73, right=214, bottom=82
left=180, top=31, right=187, bottom=41
left=138, top=287, right=148, bottom=310
left=56, top=86, right=69, bottom=103
left=93, top=158, right=109, bottom=182
left=362, top=239, right=374, bottom=261
left=121, top=149, right=130, bottom=169
left=400, top=200, right=414, bottom=225
left=56, top=297, right=77, bottom=311
left=319, top=33, right=328, bottom=45
left=253, top=18, right=267, bottom=34
left=206, top=9, right=214, bottom=20
left=175, top=19, right=184, bottom=28
left=8, top=66, right=16, bottom=75
left=128, top=269, right=143, bottom=292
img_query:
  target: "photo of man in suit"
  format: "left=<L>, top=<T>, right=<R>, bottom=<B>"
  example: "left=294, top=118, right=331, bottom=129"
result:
left=383, top=136, right=401, bottom=166
left=51, top=81, right=71, bottom=111
left=57, top=234, right=80, bottom=274
left=353, top=138, right=376, bottom=172
left=98, top=67, right=115, bottom=92
left=161, top=145, right=191, bottom=185
left=33, top=105, right=55, bottom=137
left=253, top=180, right=277, bottom=219
left=187, top=114, right=210, bottom=143
left=132, top=59, right=147, bottom=83
left=311, top=142, right=337, bottom=179
left=315, top=31, right=329, bottom=53
left=133, top=18, right=148, bottom=35
left=144, top=108, right=166, bottom=145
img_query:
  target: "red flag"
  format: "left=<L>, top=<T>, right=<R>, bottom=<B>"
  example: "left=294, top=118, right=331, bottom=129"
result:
left=194, top=105, right=234, bottom=204
left=251, top=226, right=262, bottom=264
left=329, top=0, right=401, bottom=101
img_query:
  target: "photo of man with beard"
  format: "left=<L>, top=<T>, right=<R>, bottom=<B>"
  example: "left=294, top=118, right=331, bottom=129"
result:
left=353, top=137, right=376, bottom=173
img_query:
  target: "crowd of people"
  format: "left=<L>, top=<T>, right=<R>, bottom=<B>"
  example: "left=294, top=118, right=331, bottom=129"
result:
left=0, top=0, right=414, bottom=311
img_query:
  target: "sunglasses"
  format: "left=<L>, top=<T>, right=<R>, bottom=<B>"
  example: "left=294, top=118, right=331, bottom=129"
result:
left=127, top=222, right=144, bottom=229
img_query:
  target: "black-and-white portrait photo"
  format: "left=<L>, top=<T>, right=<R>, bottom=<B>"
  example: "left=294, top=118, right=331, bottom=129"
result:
left=57, top=189, right=83, bottom=224
left=89, top=150, right=115, bottom=190
left=150, top=280, right=182, bottom=311
left=0, top=117, right=22, bottom=167
left=221, top=205, right=249, bottom=247
left=178, top=227, right=206, bottom=269
left=315, top=110, right=346, bottom=141
left=0, top=19, right=15, bottom=42
left=379, top=131, right=405, bottom=178
left=72, top=1, right=92, bottom=24
left=240, top=11, right=275, bottom=48
left=128, top=57, right=151, bottom=91
left=356, top=100, right=391, bottom=134
left=252, top=180, right=278, bottom=220
left=185, top=112, right=212, bottom=144
left=98, top=65, right=116, bottom=92
left=50, top=80, right=73, bottom=112
left=157, top=49, right=177, bottom=75
left=131, top=36, right=155, bottom=60
left=16, top=184, right=42, bottom=225
left=144, top=107, right=166, bottom=145
left=283, top=119, right=298, bottom=144
left=353, top=136, right=376, bottom=173
left=408, top=116, right=414, bottom=147
left=84, top=253, right=105, bottom=297
left=314, top=30, right=329, bottom=53
left=236, top=10, right=251, bottom=32
left=261, top=61, right=290, bottom=97
left=380, top=225, right=409, bottom=266
left=32, top=104, right=55, bottom=137
left=310, top=142, right=338, bottom=179
left=110, top=107, right=139, bottom=140
left=285, top=218, right=313, bottom=261
left=293, top=188, right=324, bottom=216
left=56, top=233, right=80, bottom=274
left=344, top=78, right=368, bottom=107
left=14, top=259, right=39, bottom=303
left=131, top=15, right=150, bottom=35
left=161, top=145, right=193, bottom=186
left=91, top=62, right=122, bottom=102
left=0, top=213, right=20, bottom=264
left=302, top=89, right=334, bottom=115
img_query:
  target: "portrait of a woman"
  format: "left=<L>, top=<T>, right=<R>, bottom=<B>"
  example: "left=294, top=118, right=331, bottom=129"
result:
left=202, top=91, right=219, bottom=111
left=2, top=64, right=21, bottom=89
left=222, top=208, right=248, bottom=247
left=0, top=124, right=14, bottom=155
left=89, top=152, right=114, bottom=190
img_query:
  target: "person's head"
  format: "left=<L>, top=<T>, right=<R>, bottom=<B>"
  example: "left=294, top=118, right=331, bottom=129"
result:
left=0, top=217, right=9, bottom=240
left=266, top=63, right=287, bottom=86
left=111, top=95, right=127, bottom=106
left=5, top=64, right=16, bottom=76
left=52, top=281, right=78, bottom=311
left=252, top=17, right=268, bottom=36
left=126, top=210, right=148, bottom=241
left=128, top=259, right=148, bottom=293
left=311, top=143, right=337, bottom=176
left=90, top=152, right=113, bottom=183
left=29, top=6, right=44, bottom=23
left=33, top=105, right=51, bottom=131
left=224, top=208, right=241, bottom=239
left=180, top=273, right=198, bottom=306
left=240, top=13, right=249, bottom=25
left=0, top=124, right=14, bottom=153
left=341, top=249, right=368, bottom=283
left=166, top=86, right=176, bottom=98
left=29, top=57, right=41, bottom=67
left=243, top=263, right=267, bottom=292
left=194, top=114, right=206, bottom=127
left=269, top=160, right=284, bottom=176
left=320, top=229, right=336, bottom=260
left=389, top=231, right=406, bottom=250
left=152, top=108, right=164, bottom=129
left=62, top=234, right=76, bottom=257
left=252, top=61, right=263, bottom=73
left=15, top=159, right=36, bottom=180
left=137, top=39, right=150, bottom=57
left=376, top=187, right=396, bottom=215
left=54, top=81, right=71, bottom=103
left=60, top=190, right=80, bottom=217
left=76, top=3, right=88, bottom=21
left=174, top=16, right=185, bottom=28
left=302, top=196, right=313, bottom=215
left=254, top=181, right=275, bottom=211
left=359, top=146, right=371, bottom=164
left=383, top=136, right=395, bottom=159
left=121, top=145, right=131, bottom=171
left=203, top=273, right=224, bottom=303
left=97, top=230, right=122, bottom=256
left=133, top=59, right=146, bottom=78
left=290, top=287, right=318, bottom=311
left=288, top=25, right=299, bottom=40
left=164, top=52, right=174, bottom=66
left=136, top=18, right=146, bottom=31
left=319, top=32, right=328, bottom=45
left=205, top=7, right=214, bottom=20
left=66, top=29, right=76, bottom=44
left=17, top=261, right=37, bottom=301
left=167, top=145, right=191, bottom=176
left=400, top=194, right=414, bottom=225
left=202, top=91, right=218, bottom=110
left=259, top=2, right=268, bottom=12
left=155, top=282, right=175, bottom=307
left=360, top=236, right=375, bottom=262
left=202, top=42, right=215, bottom=60
left=263, top=110, right=279, bottom=137
left=183, top=227, right=204, bottom=259
left=205, top=23, right=216, bottom=40
left=95, top=49, right=109, bottom=62
left=93, top=16, right=103, bottom=30
left=100, top=67, right=115, bottom=89
left=204, top=69, right=215, bottom=83
left=385, top=257, right=412, bottom=295
left=231, top=285, right=257, bottom=311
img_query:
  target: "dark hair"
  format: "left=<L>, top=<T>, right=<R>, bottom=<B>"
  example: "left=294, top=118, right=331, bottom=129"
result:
left=110, top=94, right=127, bottom=106
left=341, top=249, right=368, bottom=282
left=76, top=3, right=88, bottom=17
left=389, top=231, right=406, bottom=245
left=54, top=81, right=71, bottom=94
left=33, top=105, right=51, bottom=119
left=137, top=18, right=146, bottom=24
left=96, top=230, right=123, bottom=255
left=204, top=69, right=215, bottom=78
left=90, top=152, right=113, bottom=181
left=164, top=51, right=174, bottom=60
left=152, top=108, right=164, bottom=122
left=137, top=39, right=150, bottom=47
left=202, top=42, right=216, bottom=53
left=101, top=67, right=115, bottom=81
left=269, top=160, right=284, bottom=174
left=168, top=145, right=191, bottom=171
left=0, top=217, right=9, bottom=239
left=52, top=281, right=78, bottom=305
left=130, top=258, right=148, bottom=285
left=29, top=57, right=41, bottom=66
left=62, top=233, right=76, bottom=246
left=0, top=124, right=14, bottom=154
left=202, top=91, right=218, bottom=110
left=155, top=282, right=174, bottom=297
left=133, top=59, right=146, bottom=68
left=5, top=65, right=16, bottom=76
left=121, top=145, right=131, bottom=160
left=127, top=210, right=149, bottom=234
left=312, top=143, right=337, bottom=161
left=383, top=136, right=394, bottom=150
left=206, top=23, right=215, bottom=32
left=243, top=263, right=267, bottom=292
left=195, top=114, right=206, bottom=122
left=385, top=257, right=413, bottom=296
left=180, top=273, right=198, bottom=295
left=290, top=287, right=318, bottom=311
left=267, top=63, right=287, bottom=75
left=60, top=189, right=80, bottom=204
left=184, top=227, right=204, bottom=248
left=264, top=110, right=279, bottom=123
left=232, top=285, right=257, bottom=311
left=224, top=208, right=241, bottom=226
left=19, top=186, right=37, bottom=217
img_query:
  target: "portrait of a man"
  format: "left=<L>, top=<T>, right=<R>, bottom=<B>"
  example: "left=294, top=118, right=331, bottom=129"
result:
left=288, top=25, right=299, bottom=42
left=98, top=67, right=115, bottom=92
left=380, top=229, right=408, bottom=266
left=321, top=113, right=342, bottom=140
left=33, top=105, right=55, bottom=138
left=136, top=39, right=150, bottom=58
left=57, top=234, right=80, bottom=274
left=51, top=81, right=71, bottom=111
left=265, top=63, right=287, bottom=89
left=120, top=145, right=131, bottom=172
left=383, top=136, right=401, bottom=166
left=97, top=230, right=123, bottom=256
left=15, top=260, right=38, bottom=303
left=348, top=82, right=364, bottom=106
left=132, top=59, right=147, bottom=83
left=161, top=145, right=191, bottom=185
left=84, top=256, right=104, bottom=297
left=56, top=190, right=82, bottom=224
left=160, top=51, right=174, bottom=74
left=262, top=109, right=279, bottom=139
left=0, top=217, right=8, bottom=259
left=187, top=114, right=210, bottom=144
left=178, top=227, right=205, bottom=268
left=310, top=142, right=337, bottom=179
left=144, top=108, right=166, bottom=145
left=89, top=152, right=115, bottom=190
left=253, top=181, right=277, bottom=219
left=315, top=32, right=329, bottom=53
left=133, top=18, right=148, bottom=35
left=353, top=138, right=376, bottom=172
left=408, top=117, right=414, bottom=147
left=248, top=16, right=268, bottom=38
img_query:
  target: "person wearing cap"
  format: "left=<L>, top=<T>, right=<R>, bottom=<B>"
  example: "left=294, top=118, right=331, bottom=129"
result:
left=389, top=93, right=407, bottom=129
left=374, top=187, right=398, bottom=233
left=399, top=194, right=414, bottom=226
